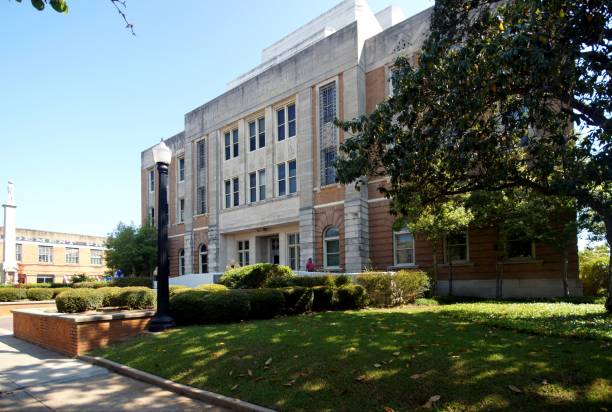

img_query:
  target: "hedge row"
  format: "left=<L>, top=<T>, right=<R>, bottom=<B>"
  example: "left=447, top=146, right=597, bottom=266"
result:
left=169, top=285, right=367, bottom=325
left=356, top=270, right=430, bottom=307
left=55, top=287, right=156, bottom=313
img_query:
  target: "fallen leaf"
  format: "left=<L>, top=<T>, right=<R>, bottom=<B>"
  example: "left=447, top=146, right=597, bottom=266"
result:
left=384, top=407, right=395, bottom=412
left=247, top=369, right=253, bottom=377
left=354, top=375, right=367, bottom=382
left=231, top=384, right=239, bottom=391
left=374, top=363, right=382, bottom=368
left=508, top=385, right=522, bottom=393
left=293, top=355, right=299, bottom=358
left=410, top=374, right=422, bottom=379
left=265, top=357, right=273, bottom=366
left=283, top=379, right=296, bottom=387
left=422, top=395, right=441, bottom=409
left=228, top=370, right=233, bottom=377
left=393, top=352, right=400, bottom=356
left=541, top=379, right=548, bottom=385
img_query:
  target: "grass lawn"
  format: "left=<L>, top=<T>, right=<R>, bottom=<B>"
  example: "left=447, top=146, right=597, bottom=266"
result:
left=94, top=304, right=612, bottom=411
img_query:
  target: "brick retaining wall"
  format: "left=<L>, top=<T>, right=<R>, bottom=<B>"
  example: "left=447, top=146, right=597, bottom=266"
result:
left=0, top=301, right=56, bottom=317
left=13, top=309, right=154, bottom=357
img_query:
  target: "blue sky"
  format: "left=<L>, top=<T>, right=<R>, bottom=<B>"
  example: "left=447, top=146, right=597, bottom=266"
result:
left=0, top=0, right=432, bottom=237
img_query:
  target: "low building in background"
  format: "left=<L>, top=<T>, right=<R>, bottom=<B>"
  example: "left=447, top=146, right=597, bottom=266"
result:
left=0, top=227, right=108, bottom=284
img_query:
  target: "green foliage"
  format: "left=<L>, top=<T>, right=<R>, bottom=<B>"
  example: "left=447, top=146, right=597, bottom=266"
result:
left=25, top=288, right=54, bottom=301
left=105, top=222, right=157, bottom=277
left=114, top=287, right=155, bottom=309
left=333, top=274, right=352, bottom=287
left=170, top=290, right=250, bottom=325
left=311, top=286, right=337, bottom=311
left=71, top=281, right=109, bottom=289
left=244, top=289, right=286, bottom=319
left=23, top=283, right=51, bottom=288
left=294, top=288, right=314, bottom=314
left=71, top=274, right=96, bottom=284
left=194, top=284, right=229, bottom=292
left=97, top=287, right=123, bottom=307
left=55, top=289, right=103, bottom=313
left=289, top=275, right=335, bottom=288
left=336, top=285, right=367, bottom=309
left=169, top=285, right=189, bottom=298
left=280, top=287, right=309, bottom=314
left=220, top=263, right=294, bottom=289
left=356, top=271, right=430, bottom=307
left=51, top=283, right=70, bottom=289
left=111, top=277, right=153, bottom=288
left=0, top=288, right=26, bottom=302
left=580, top=245, right=610, bottom=296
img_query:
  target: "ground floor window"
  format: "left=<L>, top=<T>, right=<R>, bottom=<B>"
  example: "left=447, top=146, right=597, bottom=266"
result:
left=506, top=232, right=534, bottom=259
left=90, top=249, right=103, bottom=265
left=445, top=232, right=468, bottom=263
left=288, top=233, right=300, bottom=270
left=199, top=244, right=208, bottom=273
left=179, top=249, right=185, bottom=276
left=238, top=240, right=250, bottom=266
left=394, top=228, right=415, bottom=266
left=323, top=227, right=340, bottom=269
left=36, top=275, right=53, bottom=284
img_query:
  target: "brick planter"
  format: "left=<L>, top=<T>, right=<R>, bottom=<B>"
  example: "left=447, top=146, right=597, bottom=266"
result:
left=13, top=308, right=155, bottom=357
left=0, top=300, right=56, bottom=317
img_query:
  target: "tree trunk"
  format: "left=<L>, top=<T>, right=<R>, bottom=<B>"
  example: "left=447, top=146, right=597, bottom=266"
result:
left=605, top=217, right=612, bottom=313
left=432, top=248, right=438, bottom=296
left=448, top=242, right=454, bottom=297
left=562, top=248, right=570, bottom=298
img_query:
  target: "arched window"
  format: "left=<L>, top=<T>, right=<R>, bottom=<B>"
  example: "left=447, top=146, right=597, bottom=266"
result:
left=178, top=249, right=185, bottom=276
left=394, top=228, right=415, bottom=266
left=199, top=244, right=208, bottom=273
left=323, top=226, right=340, bottom=269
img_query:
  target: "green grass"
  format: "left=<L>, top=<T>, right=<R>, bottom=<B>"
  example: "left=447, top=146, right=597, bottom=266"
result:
left=94, top=304, right=612, bottom=411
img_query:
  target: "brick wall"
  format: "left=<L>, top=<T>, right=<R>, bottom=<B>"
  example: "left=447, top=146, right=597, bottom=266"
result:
left=13, top=310, right=153, bottom=357
left=314, top=204, right=345, bottom=270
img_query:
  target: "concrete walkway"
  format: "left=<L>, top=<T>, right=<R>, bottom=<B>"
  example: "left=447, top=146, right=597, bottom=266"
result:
left=0, top=324, right=226, bottom=411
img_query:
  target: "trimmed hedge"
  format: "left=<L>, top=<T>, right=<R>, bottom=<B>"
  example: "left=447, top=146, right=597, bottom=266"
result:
left=312, top=286, right=337, bottom=311
left=111, top=277, right=153, bottom=288
left=170, top=290, right=251, bottom=325
left=357, top=270, right=430, bottom=307
left=72, top=281, right=109, bottom=289
left=334, top=274, right=352, bottom=287
left=97, top=287, right=123, bottom=307
left=220, top=263, right=294, bottom=289
left=115, top=287, right=155, bottom=309
left=169, top=285, right=189, bottom=297
left=195, top=284, right=229, bottom=292
left=290, top=275, right=335, bottom=288
left=244, top=289, right=285, bottom=319
left=280, top=286, right=309, bottom=314
left=336, top=285, right=368, bottom=309
left=55, top=289, right=103, bottom=313
left=0, top=288, right=26, bottom=302
left=25, top=288, right=54, bottom=301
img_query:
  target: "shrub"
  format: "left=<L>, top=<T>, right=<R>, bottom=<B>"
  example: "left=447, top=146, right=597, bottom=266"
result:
left=312, top=286, right=337, bottom=311
left=169, top=285, right=189, bottom=297
left=170, top=290, right=250, bottom=325
left=0, top=288, right=26, bottom=302
left=25, top=288, right=54, bottom=301
left=51, top=283, right=70, bottom=289
left=51, top=288, right=67, bottom=298
left=55, top=289, right=103, bottom=313
left=195, top=284, right=229, bottom=292
left=280, top=287, right=309, bottom=314
left=244, top=289, right=285, bottom=319
left=333, top=274, right=352, bottom=287
left=290, top=275, right=335, bottom=288
left=24, top=283, right=52, bottom=289
left=294, top=288, right=314, bottom=314
left=111, top=277, right=153, bottom=288
left=71, top=273, right=96, bottom=283
left=579, top=246, right=609, bottom=296
left=114, top=287, right=156, bottom=309
left=71, top=281, right=109, bottom=289
left=356, top=271, right=430, bottom=307
left=606, top=296, right=611, bottom=314
left=220, top=263, right=294, bottom=289
left=97, top=287, right=123, bottom=307
left=336, top=285, right=367, bottom=309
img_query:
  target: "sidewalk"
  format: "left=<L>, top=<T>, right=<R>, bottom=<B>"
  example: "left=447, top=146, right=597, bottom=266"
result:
left=0, top=324, right=226, bottom=411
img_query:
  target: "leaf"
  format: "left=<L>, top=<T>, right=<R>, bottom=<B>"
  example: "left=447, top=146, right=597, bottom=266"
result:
left=230, top=384, right=239, bottom=391
left=541, top=379, right=548, bottom=385
left=50, top=0, right=68, bottom=13
left=508, top=385, right=522, bottom=393
left=384, top=407, right=395, bottom=412
left=31, top=0, right=45, bottom=11
left=265, top=357, right=273, bottom=366
left=354, top=375, right=367, bottom=382
left=393, top=351, right=400, bottom=356
left=283, top=379, right=296, bottom=387
left=423, top=395, right=441, bottom=409
left=410, top=373, right=422, bottom=379
left=247, top=369, right=253, bottom=377
left=228, top=370, right=233, bottom=377
left=374, top=363, right=382, bottom=368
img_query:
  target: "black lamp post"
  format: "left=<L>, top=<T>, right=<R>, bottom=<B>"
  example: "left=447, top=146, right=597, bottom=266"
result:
left=149, top=140, right=176, bottom=332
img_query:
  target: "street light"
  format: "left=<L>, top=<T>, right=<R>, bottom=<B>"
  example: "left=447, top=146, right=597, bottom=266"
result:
left=149, top=140, right=176, bottom=332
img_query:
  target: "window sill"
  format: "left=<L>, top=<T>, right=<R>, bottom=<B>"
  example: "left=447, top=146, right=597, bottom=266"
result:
left=438, top=261, right=474, bottom=267
left=390, top=264, right=419, bottom=270
left=501, top=259, right=543, bottom=265
left=193, top=213, right=208, bottom=218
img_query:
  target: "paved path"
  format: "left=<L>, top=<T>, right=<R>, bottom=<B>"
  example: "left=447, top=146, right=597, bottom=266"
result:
left=0, top=326, right=226, bottom=411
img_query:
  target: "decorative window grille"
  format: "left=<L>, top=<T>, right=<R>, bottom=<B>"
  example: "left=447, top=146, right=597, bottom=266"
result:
left=197, top=186, right=207, bottom=214
left=319, top=82, right=337, bottom=186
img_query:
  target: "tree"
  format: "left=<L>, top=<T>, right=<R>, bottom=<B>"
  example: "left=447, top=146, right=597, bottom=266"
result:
left=105, top=222, right=157, bottom=276
left=579, top=244, right=610, bottom=296
left=336, top=0, right=611, bottom=309
left=399, top=195, right=472, bottom=296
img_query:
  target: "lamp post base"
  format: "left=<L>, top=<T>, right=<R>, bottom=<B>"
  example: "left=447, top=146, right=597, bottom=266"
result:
left=148, top=314, right=176, bottom=332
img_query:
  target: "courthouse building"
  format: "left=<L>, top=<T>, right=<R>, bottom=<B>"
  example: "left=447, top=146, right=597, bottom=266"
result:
left=141, top=0, right=580, bottom=297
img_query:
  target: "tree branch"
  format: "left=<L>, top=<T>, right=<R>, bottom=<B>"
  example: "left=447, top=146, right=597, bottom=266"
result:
left=109, top=0, right=135, bottom=36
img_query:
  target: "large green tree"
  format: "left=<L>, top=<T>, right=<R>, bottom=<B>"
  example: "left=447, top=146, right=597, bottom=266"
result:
left=336, top=0, right=611, bottom=309
left=104, top=222, right=157, bottom=277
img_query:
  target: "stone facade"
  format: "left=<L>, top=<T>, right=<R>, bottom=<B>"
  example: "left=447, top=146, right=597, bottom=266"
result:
left=140, top=0, right=580, bottom=297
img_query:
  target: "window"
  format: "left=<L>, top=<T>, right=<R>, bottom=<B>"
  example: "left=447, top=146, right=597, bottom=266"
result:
left=238, top=240, right=250, bottom=266
left=36, top=275, right=53, bottom=284
left=394, top=229, right=415, bottom=266
left=388, top=67, right=399, bottom=97
left=324, top=227, right=340, bottom=269
left=319, top=82, right=338, bottom=186
left=178, top=198, right=185, bottom=223
left=178, top=158, right=185, bottom=182
left=258, top=169, right=266, bottom=201
left=277, top=163, right=286, bottom=196
left=225, top=180, right=231, bottom=209
left=288, top=160, right=297, bottom=194
left=90, top=249, right=103, bottom=265
left=277, top=103, right=296, bottom=141
left=288, top=233, right=300, bottom=270
left=149, top=169, right=155, bottom=192
left=15, top=243, right=22, bottom=262
left=197, top=140, right=206, bottom=170
left=224, top=132, right=231, bottom=160
left=232, top=128, right=239, bottom=158
left=148, top=207, right=155, bottom=225
left=197, top=186, right=207, bottom=214
left=199, top=244, right=208, bottom=273
left=249, top=172, right=257, bottom=203
left=506, top=233, right=534, bottom=259
left=38, top=246, right=53, bottom=263
left=232, top=177, right=239, bottom=207
left=249, top=118, right=266, bottom=151
left=178, top=249, right=185, bottom=276
left=446, top=232, right=468, bottom=263
left=66, top=248, right=79, bottom=264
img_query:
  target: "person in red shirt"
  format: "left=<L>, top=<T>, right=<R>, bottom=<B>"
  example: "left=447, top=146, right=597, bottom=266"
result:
left=306, top=257, right=315, bottom=272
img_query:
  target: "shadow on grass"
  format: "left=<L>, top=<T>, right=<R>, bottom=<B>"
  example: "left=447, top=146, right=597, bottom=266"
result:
left=95, top=309, right=612, bottom=412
